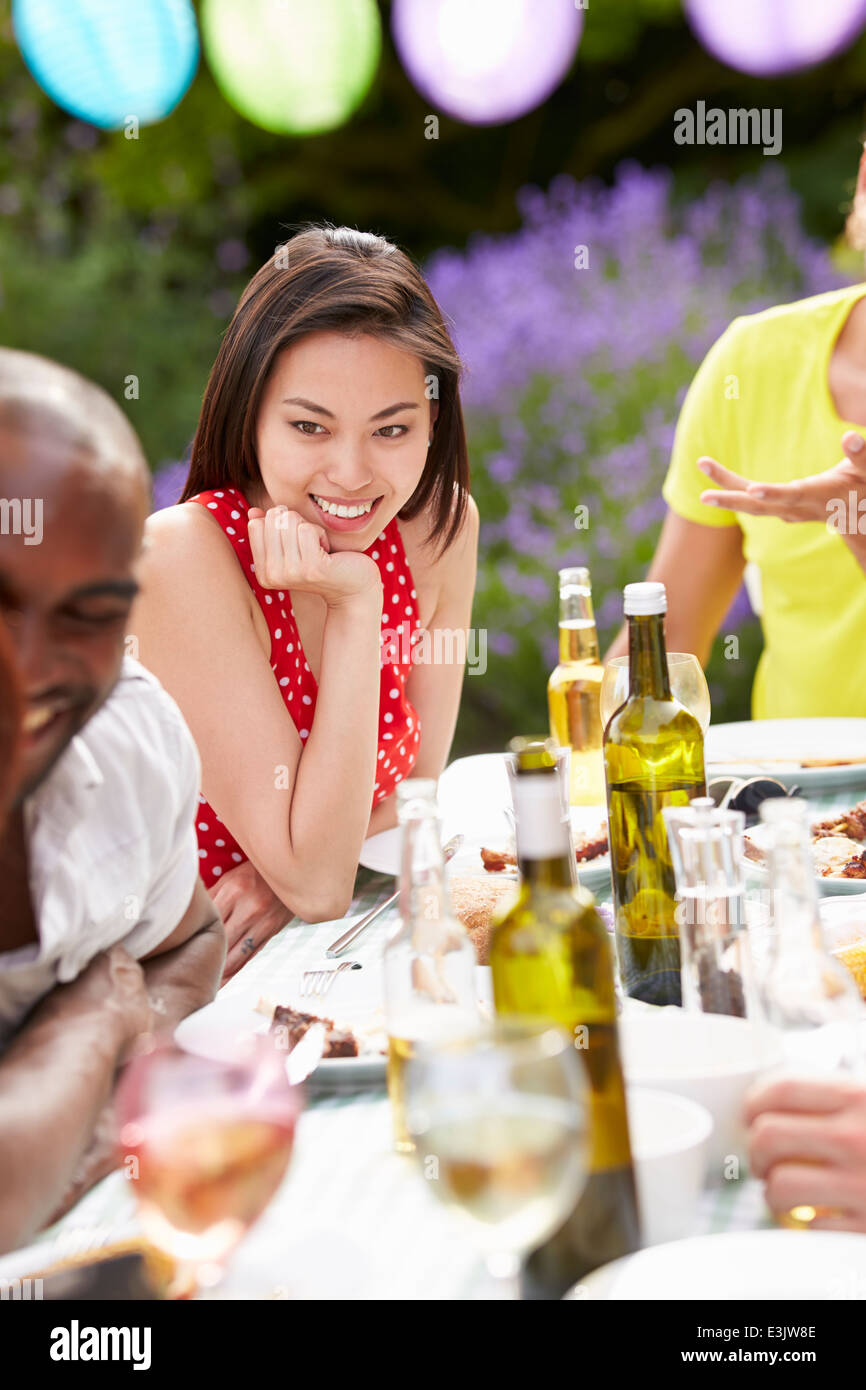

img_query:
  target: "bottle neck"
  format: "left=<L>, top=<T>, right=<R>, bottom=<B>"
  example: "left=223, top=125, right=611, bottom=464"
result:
left=627, top=613, right=672, bottom=700
left=558, top=584, right=599, bottom=664
left=512, top=774, right=574, bottom=887
left=768, top=831, right=827, bottom=957
left=398, top=807, right=449, bottom=928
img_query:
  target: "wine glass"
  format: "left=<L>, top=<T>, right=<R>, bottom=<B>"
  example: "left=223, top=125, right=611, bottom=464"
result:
left=600, top=652, right=711, bottom=732
left=116, top=1039, right=302, bottom=1297
left=405, top=1021, right=587, bottom=1299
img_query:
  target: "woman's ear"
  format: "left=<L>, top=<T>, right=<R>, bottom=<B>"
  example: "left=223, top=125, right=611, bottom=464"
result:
left=429, top=399, right=439, bottom=437
left=857, top=146, right=866, bottom=200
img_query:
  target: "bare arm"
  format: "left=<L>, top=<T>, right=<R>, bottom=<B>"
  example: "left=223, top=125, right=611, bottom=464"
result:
left=44, top=882, right=225, bottom=1220
left=0, top=948, right=150, bottom=1253
left=366, top=495, right=480, bottom=836
left=132, top=506, right=382, bottom=924
left=696, top=433, right=866, bottom=577
left=603, top=509, right=745, bottom=666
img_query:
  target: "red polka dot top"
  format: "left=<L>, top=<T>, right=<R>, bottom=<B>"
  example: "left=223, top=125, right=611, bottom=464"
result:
left=187, top=487, right=421, bottom=886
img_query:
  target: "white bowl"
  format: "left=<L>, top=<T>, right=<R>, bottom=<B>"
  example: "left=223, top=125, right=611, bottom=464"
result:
left=568, top=1229, right=866, bottom=1301
left=627, top=1087, right=713, bottom=1246
left=621, top=1011, right=778, bottom=1176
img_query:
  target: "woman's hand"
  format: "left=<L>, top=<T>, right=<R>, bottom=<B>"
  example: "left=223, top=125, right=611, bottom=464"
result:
left=698, top=431, right=866, bottom=525
left=745, top=1075, right=866, bottom=1233
left=247, top=506, right=382, bottom=609
left=209, top=860, right=292, bottom=982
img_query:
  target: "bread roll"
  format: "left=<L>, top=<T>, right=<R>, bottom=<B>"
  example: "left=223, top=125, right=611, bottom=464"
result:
left=450, top=874, right=518, bottom=964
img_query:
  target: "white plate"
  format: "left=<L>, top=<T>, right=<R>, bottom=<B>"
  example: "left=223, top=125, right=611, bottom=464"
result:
left=360, top=752, right=610, bottom=889
left=706, top=718, right=866, bottom=789
left=743, top=820, right=866, bottom=896
left=820, top=894, right=866, bottom=948
left=174, top=966, right=495, bottom=1092
left=568, top=1229, right=866, bottom=1300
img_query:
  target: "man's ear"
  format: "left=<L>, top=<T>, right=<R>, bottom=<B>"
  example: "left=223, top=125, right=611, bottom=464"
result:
left=857, top=147, right=866, bottom=200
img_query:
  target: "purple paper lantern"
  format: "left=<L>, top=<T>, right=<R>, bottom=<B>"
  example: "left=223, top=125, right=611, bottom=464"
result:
left=391, top=0, right=582, bottom=127
left=684, top=0, right=866, bottom=77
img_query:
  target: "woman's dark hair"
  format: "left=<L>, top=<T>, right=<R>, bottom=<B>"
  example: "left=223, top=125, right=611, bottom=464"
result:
left=0, top=619, right=21, bottom=829
left=181, top=225, right=469, bottom=553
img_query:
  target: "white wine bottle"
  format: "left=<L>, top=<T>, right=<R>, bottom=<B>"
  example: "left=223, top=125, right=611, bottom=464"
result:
left=489, top=737, right=641, bottom=1299
left=383, top=779, right=479, bottom=1153
left=547, top=567, right=606, bottom=807
left=604, top=582, right=706, bottom=1006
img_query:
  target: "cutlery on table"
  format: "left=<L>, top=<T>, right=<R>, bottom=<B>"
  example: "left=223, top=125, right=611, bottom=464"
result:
left=325, top=833, right=465, bottom=958
left=300, top=959, right=362, bottom=998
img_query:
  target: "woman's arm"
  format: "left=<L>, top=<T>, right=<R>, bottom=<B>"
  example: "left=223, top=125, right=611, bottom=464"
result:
left=366, top=496, right=480, bottom=836
left=132, top=505, right=382, bottom=925
left=696, top=431, right=866, bottom=576
left=603, top=508, right=746, bottom=665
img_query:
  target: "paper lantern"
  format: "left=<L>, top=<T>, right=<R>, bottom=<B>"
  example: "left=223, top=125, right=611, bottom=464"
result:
left=12, top=0, right=199, bottom=129
left=391, top=0, right=582, bottom=127
left=684, top=0, right=866, bottom=77
left=201, top=0, right=381, bottom=136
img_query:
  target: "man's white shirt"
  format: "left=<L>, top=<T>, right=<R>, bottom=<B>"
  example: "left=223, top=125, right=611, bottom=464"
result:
left=0, top=657, right=201, bottom=1046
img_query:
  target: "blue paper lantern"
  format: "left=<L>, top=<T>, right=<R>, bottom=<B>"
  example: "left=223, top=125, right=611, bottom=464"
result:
left=12, top=0, right=199, bottom=130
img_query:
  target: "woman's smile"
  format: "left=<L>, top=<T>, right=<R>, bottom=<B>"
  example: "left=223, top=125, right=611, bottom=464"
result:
left=308, top=492, right=385, bottom=532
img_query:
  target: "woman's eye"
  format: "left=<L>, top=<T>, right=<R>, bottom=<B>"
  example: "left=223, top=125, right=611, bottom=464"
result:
left=291, top=420, right=327, bottom=436
left=376, top=425, right=408, bottom=439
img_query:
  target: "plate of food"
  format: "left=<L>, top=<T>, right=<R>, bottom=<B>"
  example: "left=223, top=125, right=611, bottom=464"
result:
left=743, top=798, right=866, bottom=894
left=174, top=966, right=495, bottom=1091
left=706, top=718, right=866, bottom=789
left=819, top=896, right=866, bottom=998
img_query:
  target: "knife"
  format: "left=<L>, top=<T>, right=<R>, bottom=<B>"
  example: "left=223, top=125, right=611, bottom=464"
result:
left=325, top=833, right=465, bottom=958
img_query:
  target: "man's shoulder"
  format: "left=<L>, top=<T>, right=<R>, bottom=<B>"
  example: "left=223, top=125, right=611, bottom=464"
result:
left=82, top=656, right=200, bottom=796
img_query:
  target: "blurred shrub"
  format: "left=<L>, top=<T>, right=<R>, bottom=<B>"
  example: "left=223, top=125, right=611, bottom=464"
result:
left=424, top=163, right=849, bottom=754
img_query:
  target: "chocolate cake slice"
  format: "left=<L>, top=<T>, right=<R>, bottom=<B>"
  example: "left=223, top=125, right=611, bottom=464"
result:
left=270, top=1005, right=359, bottom=1059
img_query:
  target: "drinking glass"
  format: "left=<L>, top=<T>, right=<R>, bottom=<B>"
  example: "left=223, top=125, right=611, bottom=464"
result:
left=405, top=1021, right=587, bottom=1298
left=600, top=652, right=711, bottom=733
left=663, top=799, right=757, bottom=1019
left=116, top=1040, right=302, bottom=1297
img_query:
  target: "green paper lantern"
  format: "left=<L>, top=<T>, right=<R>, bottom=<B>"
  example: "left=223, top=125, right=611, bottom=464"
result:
left=201, top=0, right=381, bottom=136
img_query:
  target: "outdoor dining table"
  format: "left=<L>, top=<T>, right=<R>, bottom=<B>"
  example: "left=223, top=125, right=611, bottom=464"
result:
left=24, top=791, right=847, bottom=1299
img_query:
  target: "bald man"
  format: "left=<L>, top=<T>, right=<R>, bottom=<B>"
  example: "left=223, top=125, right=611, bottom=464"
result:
left=0, top=349, right=224, bottom=1253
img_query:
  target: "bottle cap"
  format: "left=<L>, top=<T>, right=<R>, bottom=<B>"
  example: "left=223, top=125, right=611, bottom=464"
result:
left=623, top=581, right=667, bottom=616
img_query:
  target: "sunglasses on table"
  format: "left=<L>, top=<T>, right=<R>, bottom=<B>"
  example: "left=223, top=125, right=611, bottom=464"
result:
left=706, top=776, right=802, bottom=824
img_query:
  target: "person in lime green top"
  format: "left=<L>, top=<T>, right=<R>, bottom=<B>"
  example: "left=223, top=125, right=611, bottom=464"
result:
left=607, top=230, right=866, bottom=718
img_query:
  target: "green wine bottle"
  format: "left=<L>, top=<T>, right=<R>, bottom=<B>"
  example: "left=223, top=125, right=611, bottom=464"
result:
left=603, top=582, right=706, bottom=1007
left=489, top=737, right=641, bottom=1300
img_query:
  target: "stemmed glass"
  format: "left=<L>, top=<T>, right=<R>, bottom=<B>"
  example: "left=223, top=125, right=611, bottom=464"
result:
left=405, top=1021, right=587, bottom=1299
left=600, top=652, right=711, bottom=733
left=116, top=1039, right=302, bottom=1297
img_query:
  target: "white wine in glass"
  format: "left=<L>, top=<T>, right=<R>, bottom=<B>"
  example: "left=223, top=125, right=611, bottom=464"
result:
left=600, top=652, right=711, bottom=733
left=406, top=1023, right=587, bottom=1297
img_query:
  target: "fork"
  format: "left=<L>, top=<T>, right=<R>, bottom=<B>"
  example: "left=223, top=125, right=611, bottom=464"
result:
left=300, top=959, right=362, bottom=998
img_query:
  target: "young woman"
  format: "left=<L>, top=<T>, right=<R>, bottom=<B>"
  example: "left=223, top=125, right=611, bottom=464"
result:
left=134, top=226, right=478, bottom=976
left=605, top=150, right=866, bottom=718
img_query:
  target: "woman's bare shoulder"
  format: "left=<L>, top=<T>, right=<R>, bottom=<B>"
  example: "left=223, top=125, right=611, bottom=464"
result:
left=141, top=502, right=251, bottom=606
